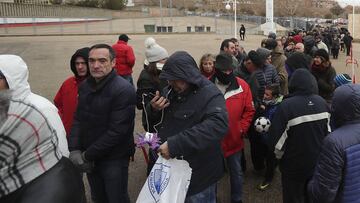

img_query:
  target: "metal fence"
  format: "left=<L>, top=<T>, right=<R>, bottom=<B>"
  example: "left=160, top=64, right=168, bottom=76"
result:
left=0, top=5, right=317, bottom=37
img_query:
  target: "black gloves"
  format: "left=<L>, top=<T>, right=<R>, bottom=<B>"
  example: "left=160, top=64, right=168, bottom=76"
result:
left=69, top=150, right=94, bottom=173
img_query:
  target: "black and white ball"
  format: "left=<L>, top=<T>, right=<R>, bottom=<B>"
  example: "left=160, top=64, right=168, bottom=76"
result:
left=254, top=116, right=271, bottom=133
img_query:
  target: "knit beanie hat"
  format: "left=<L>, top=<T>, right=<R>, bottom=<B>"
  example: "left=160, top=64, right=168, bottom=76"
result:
left=215, top=53, right=234, bottom=71
left=256, top=48, right=271, bottom=64
left=144, top=37, right=169, bottom=63
left=314, top=49, right=329, bottom=61
left=268, top=32, right=277, bottom=40
left=334, top=73, right=352, bottom=88
left=248, top=50, right=263, bottom=68
left=293, top=35, right=303, bottom=44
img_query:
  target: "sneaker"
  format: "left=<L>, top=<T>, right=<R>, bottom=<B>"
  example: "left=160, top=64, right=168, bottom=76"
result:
left=257, top=181, right=271, bottom=191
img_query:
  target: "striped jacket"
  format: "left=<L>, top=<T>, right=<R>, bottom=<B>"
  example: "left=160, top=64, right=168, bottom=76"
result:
left=269, top=69, right=330, bottom=178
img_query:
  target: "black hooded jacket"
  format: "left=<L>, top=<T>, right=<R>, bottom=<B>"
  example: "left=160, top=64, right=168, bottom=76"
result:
left=147, top=51, right=229, bottom=195
left=269, top=69, right=330, bottom=179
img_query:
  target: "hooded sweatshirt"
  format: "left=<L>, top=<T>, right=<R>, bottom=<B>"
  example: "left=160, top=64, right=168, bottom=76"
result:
left=0, top=55, right=69, bottom=157
left=150, top=51, right=229, bottom=195
left=54, top=47, right=89, bottom=135
left=269, top=69, right=330, bottom=179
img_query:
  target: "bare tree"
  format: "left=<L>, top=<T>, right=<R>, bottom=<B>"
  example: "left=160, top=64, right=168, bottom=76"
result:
left=330, top=2, right=345, bottom=17
left=275, top=0, right=303, bottom=17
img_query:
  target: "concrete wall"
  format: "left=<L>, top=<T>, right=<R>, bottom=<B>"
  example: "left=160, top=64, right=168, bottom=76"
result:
left=0, top=3, right=112, bottom=18
left=348, top=13, right=360, bottom=40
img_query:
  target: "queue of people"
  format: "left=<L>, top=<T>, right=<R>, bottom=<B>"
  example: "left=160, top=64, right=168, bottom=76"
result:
left=0, top=31, right=359, bottom=203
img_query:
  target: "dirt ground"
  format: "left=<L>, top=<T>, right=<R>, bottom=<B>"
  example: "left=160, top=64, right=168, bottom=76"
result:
left=0, top=22, right=359, bottom=203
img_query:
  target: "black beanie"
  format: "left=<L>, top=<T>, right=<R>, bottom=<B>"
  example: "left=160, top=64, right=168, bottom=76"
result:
left=215, top=53, right=234, bottom=71
left=285, top=52, right=311, bottom=70
left=265, top=38, right=278, bottom=50
left=314, top=49, right=329, bottom=61
left=118, top=34, right=130, bottom=42
left=247, top=50, right=263, bottom=68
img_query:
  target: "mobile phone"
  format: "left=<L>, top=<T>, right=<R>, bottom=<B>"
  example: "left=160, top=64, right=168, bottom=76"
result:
left=144, top=92, right=156, bottom=100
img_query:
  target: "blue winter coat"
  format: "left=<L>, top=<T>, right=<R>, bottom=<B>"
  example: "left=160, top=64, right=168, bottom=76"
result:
left=308, top=84, right=360, bottom=203
left=147, top=51, right=229, bottom=196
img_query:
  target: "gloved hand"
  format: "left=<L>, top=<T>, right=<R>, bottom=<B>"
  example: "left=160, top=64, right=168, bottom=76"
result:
left=69, top=150, right=94, bottom=173
left=69, top=150, right=84, bottom=166
left=80, top=152, right=94, bottom=173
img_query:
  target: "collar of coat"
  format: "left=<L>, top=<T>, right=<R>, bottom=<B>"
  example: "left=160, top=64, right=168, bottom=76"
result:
left=214, top=77, right=243, bottom=100
left=87, top=69, right=117, bottom=92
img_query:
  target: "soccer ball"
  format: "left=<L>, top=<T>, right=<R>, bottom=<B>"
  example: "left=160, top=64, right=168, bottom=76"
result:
left=254, top=117, right=271, bottom=133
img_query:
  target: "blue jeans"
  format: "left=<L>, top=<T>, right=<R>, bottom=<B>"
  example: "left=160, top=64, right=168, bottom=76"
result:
left=87, top=159, right=130, bottom=203
left=185, top=183, right=217, bottom=203
left=120, top=74, right=134, bottom=86
left=227, top=151, right=243, bottom=202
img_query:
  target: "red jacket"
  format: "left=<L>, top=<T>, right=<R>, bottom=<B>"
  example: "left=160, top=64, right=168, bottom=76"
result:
left=112, top=40, right=135, bottom=76
left=54, top=76, right=84, bottom=136
left=222, top=77, right=255, bottom=157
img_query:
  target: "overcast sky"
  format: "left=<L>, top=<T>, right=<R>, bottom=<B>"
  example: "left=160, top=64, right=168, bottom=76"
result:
left=337, top=0, right=360, bottom=7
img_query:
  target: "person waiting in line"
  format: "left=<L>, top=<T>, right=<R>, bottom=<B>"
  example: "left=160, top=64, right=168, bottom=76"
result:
left=68, top=44, right=136, bottom=203
left=198, top=53, right=215, bottom=80
left=0, top=55, right=84, bottom=203
left=213, top=53, right=255, bottom=203
left=112, top=34, right=136, bottom=85
left=308, top=84, right=360, bottom=203
left=136, top=37, right=169, bottom=175
left=311, top=49, right=336, bottom=105
left=147, top=51, right=229, bottom=202
left=54, top=47, right=90, bottom=136
left=256, top=84, right=283, bottom=191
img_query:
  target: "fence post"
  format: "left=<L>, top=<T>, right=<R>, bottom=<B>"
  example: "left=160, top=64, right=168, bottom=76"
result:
left=32, top=17, right=37, bottom=35
left=132, top=18, right=135, bottom=33
left=60, top=17, right=64, bottom=35
left=4, top=18, right=9, bottom=35
left=85, top=17, right=89, bottom=34
left=109, top=18, right=113, bottom=34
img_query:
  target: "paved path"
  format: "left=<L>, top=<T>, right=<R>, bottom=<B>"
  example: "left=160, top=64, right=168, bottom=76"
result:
left=0, top=25, right=359, bottom=203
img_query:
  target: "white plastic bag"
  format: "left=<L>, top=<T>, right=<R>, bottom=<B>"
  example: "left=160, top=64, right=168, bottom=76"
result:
left=136, top=156, right=192, bottom=203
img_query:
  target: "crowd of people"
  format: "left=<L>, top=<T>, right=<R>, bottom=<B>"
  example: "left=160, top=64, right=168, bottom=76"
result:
left=0, top=29, right=359, bottom=203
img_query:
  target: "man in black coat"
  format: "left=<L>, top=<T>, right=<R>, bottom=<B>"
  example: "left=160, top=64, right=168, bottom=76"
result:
left=148, top=51, right=228, bottom=202
left=68, top=44, right=136, bottom=203
left=269, top=69, right=330, bottom=203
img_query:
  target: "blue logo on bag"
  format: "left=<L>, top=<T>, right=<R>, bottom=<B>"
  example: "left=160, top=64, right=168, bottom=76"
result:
left=148, top=162, right=171, bottom=202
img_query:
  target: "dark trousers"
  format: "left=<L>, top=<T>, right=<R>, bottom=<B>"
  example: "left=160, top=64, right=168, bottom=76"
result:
left=281, top=174, right=311, bottom=203
left=87, top=159, right=130, bottom=203
left=1, top=158, right=85, bottom=203
left=240, top=33, right=245, bottom=41
left=264, top=148, right=276, bottom=182
left=345, top=44, right=351, bottom=56
left=332, top=48, right=339, bottom=59
left=185, top=183, right=217, bottom=203
left=249, top=127, right=267, bottom=171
